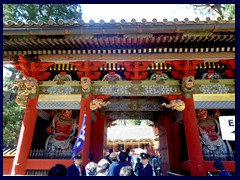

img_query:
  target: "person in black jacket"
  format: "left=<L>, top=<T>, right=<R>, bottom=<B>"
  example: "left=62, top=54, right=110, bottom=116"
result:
left=134, top=157, right=143, bottom=176
left=67, top=154, right=86, bottom=176
left=138, top=153, right=153, bottom=176
left=105, top=149, right=113, bottom=164
left=48, top=164, right=67, bottom=176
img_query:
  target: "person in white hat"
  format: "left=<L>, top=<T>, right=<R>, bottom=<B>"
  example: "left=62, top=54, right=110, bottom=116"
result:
left=96, top=159, right=110, bottom=176
left=108, top=152, right=119, bottom=176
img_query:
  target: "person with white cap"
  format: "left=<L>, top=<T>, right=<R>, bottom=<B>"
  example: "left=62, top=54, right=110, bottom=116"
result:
left=85, top=162, right=97, bottom=176
left=108, top=152, right=119, bottom=176
left=96, top=159, right=110, bottom=176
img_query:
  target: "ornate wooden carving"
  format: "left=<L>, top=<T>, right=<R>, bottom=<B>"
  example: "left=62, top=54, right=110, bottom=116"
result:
left=166, top=60, right=204, bottom=79
left=70, top=61, right=106, bottom=80
left=219, top=59, right=235, bottom=78
left=162, top=99, right=185, bottom=111
left=14, top=77, right=38, bottom=108
left=181, top=75, right=195, bottom=98
left=11, top=55, right=55, bottom=81
left=118, top=61, right=153, bottom=80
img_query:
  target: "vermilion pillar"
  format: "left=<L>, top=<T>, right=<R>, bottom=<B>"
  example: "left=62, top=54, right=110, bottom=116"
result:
left=158, top=112, right=170, bottom=176
left=182, top=96, right=206, bottom=176
left=90, top=111, right=105, bottom=163
left=79, top=96, right=92, bottom=166
left=164, top=113, right=173, bottom=174
left=171, top=121, right=182, bottom=174
left=11, top=98, right=38, bottom=175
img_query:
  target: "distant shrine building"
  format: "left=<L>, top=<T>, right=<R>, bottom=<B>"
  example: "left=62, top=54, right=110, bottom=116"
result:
left=3, top=17, right=235, bottom=176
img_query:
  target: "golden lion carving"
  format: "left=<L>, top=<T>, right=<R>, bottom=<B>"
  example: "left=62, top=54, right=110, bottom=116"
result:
left=14, top=77, right=38, bottom=107
left=162, top=99, right=185, bottom=111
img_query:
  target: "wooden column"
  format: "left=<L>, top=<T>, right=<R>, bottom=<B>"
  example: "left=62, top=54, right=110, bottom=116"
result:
left=90, top=111, right=105, bottom=163
left=182, top=96, right=206, bottom=176
left=103, top=115, right=108, bottom=155
left=79, top=96, right=92, bottom=166
left=11, top=98, right=38, bottom=175
left=158, top=112, right=171, bottom=176
left=171, top=120, right=182, bottom=174
left=164, top=113, right=173, bottom=173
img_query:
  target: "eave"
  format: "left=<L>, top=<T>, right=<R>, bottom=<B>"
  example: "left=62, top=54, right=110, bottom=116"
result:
left=3, top=19, right=235, bottom=63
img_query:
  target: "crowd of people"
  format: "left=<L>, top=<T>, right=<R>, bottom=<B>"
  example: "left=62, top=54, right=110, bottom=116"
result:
left=48, top=148, right=162, bottom=176
left=48, top=148, right=231, bottom=176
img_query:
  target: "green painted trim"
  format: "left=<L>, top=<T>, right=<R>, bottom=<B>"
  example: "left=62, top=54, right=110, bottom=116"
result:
left=37, top=79, right=235, bottom=96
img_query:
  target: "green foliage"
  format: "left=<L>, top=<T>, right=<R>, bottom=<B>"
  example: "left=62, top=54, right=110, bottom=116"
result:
left=113, top=119, right=152, bottom=126
left=3, top=66, right=24, bottom=146
left=3, top=101, right=24, bottom=145
left=3, top=76, right=17, bottom=95
left=192, top=4, right=235, bottom=19
left=3, top=4, right=82, bottom=22
left=222, top=4, right=235, bottom=18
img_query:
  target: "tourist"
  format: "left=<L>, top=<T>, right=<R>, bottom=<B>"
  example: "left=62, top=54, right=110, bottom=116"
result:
left=138, top=153, right=153, bottom=176
left=48, top=164, right=67, bottom=176
left=125, top=148, right=134, bottom=166
left=96, top=159, right=110, bottom=176
left=213, top=159, right=231, bottom=176
left=108, top=152, right=119, bottom=176
left=120, top=166, right=134, bottom=176
left=105, top=149, right=113, bottom=164
left=152, top=155, right=160, bottom=175
left=67, top=154, right=86, bottom=176
left=113, top=152, right=130, bottom=176
left=134, top=157, right=143, bottom=176
left=85, top=161, right=97, bottom=176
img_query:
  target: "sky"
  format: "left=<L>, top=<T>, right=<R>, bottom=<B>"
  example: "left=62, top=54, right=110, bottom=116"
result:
left=3, top=4, right=212, bottom=77
left=80, top=4, right=206, bottom=22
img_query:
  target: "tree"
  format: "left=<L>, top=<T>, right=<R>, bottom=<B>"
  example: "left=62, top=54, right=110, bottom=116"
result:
left=3, top=66, right=24, bottom=145
left=3, top=4, right=83, bottom=145
left=3, top=4, right=82, bottom=22
left=192, top=4, right=235, bottom=19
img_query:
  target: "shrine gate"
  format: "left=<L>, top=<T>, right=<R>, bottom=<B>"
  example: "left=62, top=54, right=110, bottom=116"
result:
left=3, top=17, right=235, bottom=176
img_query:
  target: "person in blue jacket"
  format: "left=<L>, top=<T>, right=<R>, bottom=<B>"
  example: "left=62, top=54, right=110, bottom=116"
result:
left=113, top=152, right=130, bottom=176
left=213, top=159, right=231, bottom=176
left=138, top=153, right=153, bottom=176
left=67, top=154, right=86, bottom=176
